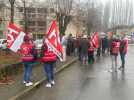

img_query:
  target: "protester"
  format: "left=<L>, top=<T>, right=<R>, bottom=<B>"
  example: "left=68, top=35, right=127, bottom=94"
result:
left=102, top=35, right=109, bottom=55
left=96, top=37, right=101, bottom=57
left=66, top=34, right=74, bottom=56
left=77, top=36, right=81, bottom=60
left=109, top=35, right=120, bottom=72
left=79, top=35, right=89, bottom=65
left=74, top=37, right=80, bottom=56
left=40, top=38, right=57, bottom=88
left=88, top=37, right=95, bottom=64
left=119, top=35, right=128, bottom=71
left=61, top=34, right=67, bottom=61
left=20, top=34, right=36, bottom=86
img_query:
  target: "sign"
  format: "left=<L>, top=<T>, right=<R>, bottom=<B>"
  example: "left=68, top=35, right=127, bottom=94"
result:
left=7, top=23, right=25, bottom=52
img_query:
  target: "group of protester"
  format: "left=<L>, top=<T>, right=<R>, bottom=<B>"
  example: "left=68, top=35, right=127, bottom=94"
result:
left=19, top=34, right=56, bottom=87
left=19, top=32, right=128, bottom=88
left=66, top=33, right=128, bottom=73
left=110, top=34, right=128, bottom=72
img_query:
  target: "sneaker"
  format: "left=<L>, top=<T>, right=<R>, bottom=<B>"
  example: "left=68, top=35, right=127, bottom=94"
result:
left=25, top=82, right=33, bottom=87
left=51, top=80, right=55, bottom=85
left=108, top=69, right=113, bottom=73
left=45, top=83, right=52, bottom=88
left=23, top=81, right=26, bottom=84
left=118, top=67, right=124, bottom=71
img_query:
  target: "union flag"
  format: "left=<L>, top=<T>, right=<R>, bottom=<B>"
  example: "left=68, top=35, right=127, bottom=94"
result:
left=7, top=23, right=25, bottom=52
left=91, top=32, right=99, bottom=48
left=45, top=20, right=63, bottom=61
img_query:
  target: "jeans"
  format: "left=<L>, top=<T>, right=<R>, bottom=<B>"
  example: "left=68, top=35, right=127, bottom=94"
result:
left=23, top=62, right=33, bottom=83
left=44, top=62, right=55, bottom=82
left=120, top=53, right=125, bottom=68
left=80, top=54, right=88, bottom=65
left=88, top=54, right=94, bottom=64
left=111, top=55, right=117, bottom=71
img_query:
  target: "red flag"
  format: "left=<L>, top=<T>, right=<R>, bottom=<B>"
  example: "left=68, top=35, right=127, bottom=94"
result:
left=45, top=20, right=63, bottom=61
left=91, top=32, right=99, bottom=48
left=7, top=23, right=25, bottom=52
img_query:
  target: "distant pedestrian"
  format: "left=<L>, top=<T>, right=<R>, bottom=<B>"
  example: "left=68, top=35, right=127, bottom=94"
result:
left=66, top=34, right=74, bottom=56
left=74, top=37, right=80, bottom=56
left=96, top=37, right=101, bottom=57
left=119, top=36, right=128, bottom=71
left=102, top=36, right=109, bottom=55
left=88, top=37, right=95, bottom=64
left=79, top=35, right=89, bottom=65
left=20, top=35, right=37, bottom=86
left=61, top=34, right=67, bottom=61
left=40, top=38, right=57, bottom=88
left=109, top=35, right=120, bottom=72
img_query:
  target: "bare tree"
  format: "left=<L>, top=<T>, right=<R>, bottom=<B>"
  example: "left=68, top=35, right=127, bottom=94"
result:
left=48, top=0, right=74, bottom=35
left=15, top=0, right=37, bottom=32
left=82, top=1, right=102, bottom=34
left=9, top=0, right=15, bottom=23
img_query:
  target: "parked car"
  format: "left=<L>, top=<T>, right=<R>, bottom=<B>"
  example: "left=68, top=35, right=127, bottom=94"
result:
left=34, top=39, right=43, bottom=49
left=0, top=39, right=7, bottom=49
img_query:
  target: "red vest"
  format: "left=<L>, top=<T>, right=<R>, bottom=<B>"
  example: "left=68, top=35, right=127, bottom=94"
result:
left=123, top=39, right=128, bottom=54
left=20, top=43, right=34, bottom=62
left=41, top=44, right=56, bottom=62
left=112, top=41, right=120, bottom=55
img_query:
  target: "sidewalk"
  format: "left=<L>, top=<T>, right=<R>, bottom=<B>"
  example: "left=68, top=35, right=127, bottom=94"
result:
left=0, top=56, right=77, bottom=100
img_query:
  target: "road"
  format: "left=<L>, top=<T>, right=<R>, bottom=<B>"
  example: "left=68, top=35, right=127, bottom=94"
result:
left=22, top=45, right=134, bottom=100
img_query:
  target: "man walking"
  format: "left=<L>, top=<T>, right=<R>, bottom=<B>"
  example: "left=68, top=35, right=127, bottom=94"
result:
left=119, top=36, right=128, bottom=71
left=109, top=35, right=120, bottom=72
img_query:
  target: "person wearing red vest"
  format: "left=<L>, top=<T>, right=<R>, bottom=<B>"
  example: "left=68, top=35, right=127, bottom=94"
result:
left=119, top=37, right=128, bottom=71
left=88, top=41, right=95, bottom=64
left=20, top=35, right=36, bottom=86
left=109, top=36, right=120, bottom=72
left=41, top=39, right=57, bottom=88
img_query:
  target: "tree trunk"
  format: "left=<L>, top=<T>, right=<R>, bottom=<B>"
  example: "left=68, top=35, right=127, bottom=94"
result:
left=23, top=0, right=28, bottom=33
left=57, top=13, right=71, bottom=35
left=9, top=0, right=15, bottom=23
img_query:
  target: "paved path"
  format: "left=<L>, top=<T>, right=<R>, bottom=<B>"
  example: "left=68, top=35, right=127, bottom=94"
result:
left=21, top=46, right=134, bottom=100
left=0, top=56, right=76, bottom=100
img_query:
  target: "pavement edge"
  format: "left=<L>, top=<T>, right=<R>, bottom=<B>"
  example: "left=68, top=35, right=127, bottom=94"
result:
left=9, top=57, right=78, bottom=100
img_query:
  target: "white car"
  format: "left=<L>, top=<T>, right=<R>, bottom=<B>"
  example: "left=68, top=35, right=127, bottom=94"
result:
left=0, top=39, right=7, bottom=49
left=34, top=39, right=43, bottom=49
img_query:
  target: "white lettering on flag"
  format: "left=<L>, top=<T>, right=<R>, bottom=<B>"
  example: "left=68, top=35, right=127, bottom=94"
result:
left=7, top=23, right=25, bottom=52
left=10, top=31, right=25, bottom=52
left=46, top=20, right=63, bottom=61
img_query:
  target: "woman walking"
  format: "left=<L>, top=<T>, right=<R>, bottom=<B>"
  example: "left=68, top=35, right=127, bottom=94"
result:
left=40, top=38, right=57, bottom=88
left=20, top=35, right=36, bottom=86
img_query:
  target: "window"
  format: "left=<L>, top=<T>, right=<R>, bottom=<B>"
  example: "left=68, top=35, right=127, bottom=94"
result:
left=18, top=7, right=23, bottom=12
left=27, top=8, right=35, bottom=13
left=38, top=8, right=47, bottom=13
left=50, top=8, right=54, bottom=13
left=19, top=21, right=24, bottom=25
left=38, top=21, right=46, bottom=26
left=28, top=21, right=35, bottom=26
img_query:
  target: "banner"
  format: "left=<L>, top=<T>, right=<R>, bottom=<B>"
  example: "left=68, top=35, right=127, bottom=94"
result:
left=45, top=20, right=63, bottom=61
left=7, top=23, right=25, bottom=52
left=91, top=32, right=99, bottom=48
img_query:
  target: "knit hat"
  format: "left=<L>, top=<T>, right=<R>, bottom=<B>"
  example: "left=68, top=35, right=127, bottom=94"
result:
left=24, top=35, right=30, bottom=42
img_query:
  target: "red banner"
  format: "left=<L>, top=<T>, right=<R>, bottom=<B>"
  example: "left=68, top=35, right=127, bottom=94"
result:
left=46, top=20, right=63, bottom=61
left=91, top=32, right=99, bottom=48
left=7, top=23, right=25, bottom=52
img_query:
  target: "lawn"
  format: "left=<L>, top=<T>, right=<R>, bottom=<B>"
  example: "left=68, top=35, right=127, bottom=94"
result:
left=0, top=50, right=20, bottom=67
